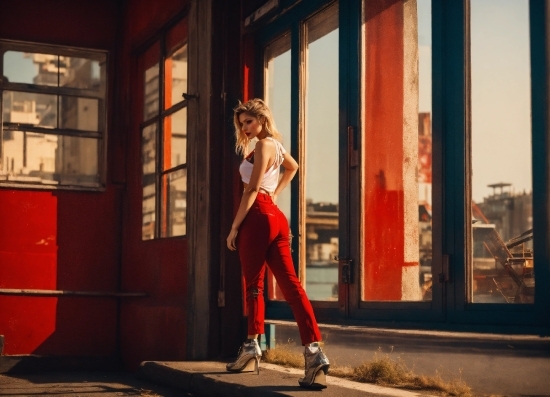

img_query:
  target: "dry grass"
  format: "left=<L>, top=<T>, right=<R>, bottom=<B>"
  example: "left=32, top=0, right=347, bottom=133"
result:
left=262, top=344, right=472, bottom=397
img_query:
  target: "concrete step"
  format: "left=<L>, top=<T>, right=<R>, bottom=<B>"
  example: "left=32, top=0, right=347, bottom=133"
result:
left=139, top=360, right=434, bottom=397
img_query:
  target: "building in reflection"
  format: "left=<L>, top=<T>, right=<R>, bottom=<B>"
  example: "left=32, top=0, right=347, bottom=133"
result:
left=1, top=91, right=57, bottom=181
left=1, top=54, right=101, bottom=185
left=305, top=199, right=339, bottom=300
left=474, top=183, right=532, bottom=243
left=418, top=112, right=433, bottom=296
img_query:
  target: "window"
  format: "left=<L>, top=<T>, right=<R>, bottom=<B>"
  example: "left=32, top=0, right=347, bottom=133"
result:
left=469, top=0, right=534, bottom=304
left=0, top=41, right=107, bottom=189
left=140, top=18, right=188, bottom=240
left=361, top=0, right=433, bottom=302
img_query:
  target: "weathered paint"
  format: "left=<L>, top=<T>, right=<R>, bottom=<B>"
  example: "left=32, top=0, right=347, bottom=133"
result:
left=0, top=0, right=119, bottom=358
left=363, top=0, right=420, bottom=301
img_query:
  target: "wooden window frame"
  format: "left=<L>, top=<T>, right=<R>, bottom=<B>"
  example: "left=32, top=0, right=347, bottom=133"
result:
left=0, top=39, right=108, bottom=190
left=139, top=19, right=189, bottom=240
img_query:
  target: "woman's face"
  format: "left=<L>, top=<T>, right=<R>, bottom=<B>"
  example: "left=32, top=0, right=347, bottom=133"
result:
left=239, top=112, right=266, bottom=140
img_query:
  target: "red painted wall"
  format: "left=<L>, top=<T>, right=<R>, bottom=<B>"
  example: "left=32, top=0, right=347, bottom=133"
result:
left=0, top=0, right=120, bottom=357
left=119, top=0, right=190, bottom=370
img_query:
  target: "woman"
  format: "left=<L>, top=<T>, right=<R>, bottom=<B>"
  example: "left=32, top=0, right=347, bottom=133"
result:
left=226, top=98, right=330, bottom=389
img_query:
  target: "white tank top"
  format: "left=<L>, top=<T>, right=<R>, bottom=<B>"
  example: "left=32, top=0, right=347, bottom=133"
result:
left=239, top=137, right=286, bottom=193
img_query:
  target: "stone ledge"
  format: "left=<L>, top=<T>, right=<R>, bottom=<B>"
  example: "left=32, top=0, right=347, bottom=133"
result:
left=139, top=360, right=433, bottom=397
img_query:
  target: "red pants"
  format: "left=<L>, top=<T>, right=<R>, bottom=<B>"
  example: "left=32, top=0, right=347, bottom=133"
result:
left=237, top=193, right=321, bottom=345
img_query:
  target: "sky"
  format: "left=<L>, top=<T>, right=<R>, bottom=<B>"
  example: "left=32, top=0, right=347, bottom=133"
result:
left=470, top=0, right=531, bottom=202
left=3, top=52, right=101, bottom=84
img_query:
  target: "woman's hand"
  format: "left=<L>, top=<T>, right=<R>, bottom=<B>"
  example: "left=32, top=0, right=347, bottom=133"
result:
left=227, top=228, right=238, bottom=251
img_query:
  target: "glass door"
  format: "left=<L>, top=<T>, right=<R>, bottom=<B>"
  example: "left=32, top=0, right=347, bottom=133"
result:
left=260, top=0, right=444, bottom=322
left=261, top=1, right=342, bottom=320
left=350, top=0, right=443, bottom=322
left=302, top=3, right=340, bottom=302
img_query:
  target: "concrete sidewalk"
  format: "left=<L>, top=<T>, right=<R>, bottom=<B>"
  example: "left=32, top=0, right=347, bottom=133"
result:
left=270, top=321, right=550, bottom=396
left=139, top=360, right=434, bottom=397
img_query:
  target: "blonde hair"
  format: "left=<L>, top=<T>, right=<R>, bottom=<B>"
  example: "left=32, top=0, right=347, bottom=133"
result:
left=233, top=98, right=283, bottom=156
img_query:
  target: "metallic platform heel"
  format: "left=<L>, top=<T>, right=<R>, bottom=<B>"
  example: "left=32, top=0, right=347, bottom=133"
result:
left=226, top=339, right=262, bottom=375
left=298, top=342, right=330, bottom=389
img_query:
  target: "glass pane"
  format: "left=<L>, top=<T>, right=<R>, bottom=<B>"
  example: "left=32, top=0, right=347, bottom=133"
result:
left=362, top=0, right=430, bottom=301
left=470, top=0, right=533, bottom=304
left=0, top=131, right=99, bottom=186
left=164, top=44, right=188, bottom=109
left=3, top=51, right=58, bottom=86
left=60, top=96, right=99, bottom=131
left=2, top=91, right=57, bottom=128
left=265, top=33, right=291, bottom=220
left=54, top=135, right=99, bottom=185
left=161, top=168, right=187, bottom=238
left=265, top=32, right=291, bottom=301
left=142, top=123, right=157, bottom=240
left=304, top=4, right=339, bottom=301
left=144, top=63, right=160, bottom=120
left=418, top=0, right=433, bottom=301
left=163, top=107, right=187, bottom=170
left=59, top=56, right=104, bottom=90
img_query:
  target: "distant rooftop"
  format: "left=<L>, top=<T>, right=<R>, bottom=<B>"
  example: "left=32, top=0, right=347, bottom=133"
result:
left=487, top=182, right=512, bottom=188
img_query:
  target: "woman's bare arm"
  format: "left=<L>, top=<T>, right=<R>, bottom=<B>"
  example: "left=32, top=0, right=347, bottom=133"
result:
left=272, top=152, right=299, bottom=203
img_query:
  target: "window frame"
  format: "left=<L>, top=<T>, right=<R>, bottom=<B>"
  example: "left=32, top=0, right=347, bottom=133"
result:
left=0, top=39, right=108, bottom=191
left=139, top=20, right=189, bottom=240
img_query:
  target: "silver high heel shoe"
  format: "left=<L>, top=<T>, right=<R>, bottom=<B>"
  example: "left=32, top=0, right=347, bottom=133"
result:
left=298, top=342, right=330, bottom=389
left=226, top=339, right=262, bottom=375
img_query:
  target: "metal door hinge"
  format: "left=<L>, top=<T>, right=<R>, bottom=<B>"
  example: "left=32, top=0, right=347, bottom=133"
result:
left=336, top=257, right=354, bottom=284
left=439, top=254, right=450, bottom=283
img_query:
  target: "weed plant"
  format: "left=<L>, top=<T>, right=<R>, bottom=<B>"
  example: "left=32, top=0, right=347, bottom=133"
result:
left=263, top=344, right=472, bottom=397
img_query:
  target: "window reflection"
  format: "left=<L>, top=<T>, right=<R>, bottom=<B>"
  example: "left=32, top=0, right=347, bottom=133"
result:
left=60, top=57, right=103, bottom=90
left=165, top=45, right=188, bottom=109
left=470, top=0, right=533, bottom=304
left=142, top=123, right=157, bottom=240
left=0, top=130, right=99, bottom=186
left=3, top=51, right=58, bottom=86
left=265, top=33, right=291, bottom=221
left=265, top=32, right=291, bottom=301
left=163, top=107, right=187, bottom=169
left=3, top=52, right=104, bottom=91
left=144, top=63, right=159, bottom=121
left=60, top=96, right=99, bottom=131
left=304, top=3, right=339, bottom=301
left=417, top=0, right=433, bottom=301
left=161, top=168, right=187, bottom=238
left=3, top=91, right=57, bottom=128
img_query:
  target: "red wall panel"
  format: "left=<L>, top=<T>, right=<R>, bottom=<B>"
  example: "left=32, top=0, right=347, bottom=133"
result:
left=0, top=0, right=120, bottom=358
left=0, top=0, right=117, bottom=49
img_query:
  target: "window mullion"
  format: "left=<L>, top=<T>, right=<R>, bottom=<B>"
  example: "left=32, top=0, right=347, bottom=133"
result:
left=156, top=38, right=167, bottom=239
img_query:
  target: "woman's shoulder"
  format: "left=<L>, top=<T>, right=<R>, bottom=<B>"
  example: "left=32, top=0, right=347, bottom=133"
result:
left=255, top=137, right=278, bottom=151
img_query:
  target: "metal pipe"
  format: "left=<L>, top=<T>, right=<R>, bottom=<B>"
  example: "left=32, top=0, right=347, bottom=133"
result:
left=0, top=288, right=147, bottom=298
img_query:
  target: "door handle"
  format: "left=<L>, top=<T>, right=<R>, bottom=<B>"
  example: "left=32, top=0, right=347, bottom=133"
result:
left=336, top=257, right=354, bottom=284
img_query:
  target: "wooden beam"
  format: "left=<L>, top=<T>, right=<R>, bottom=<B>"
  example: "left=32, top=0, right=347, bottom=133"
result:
left=186, top=0, right=213, bottom=360
left=0, top=289, right=147, bottom=298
